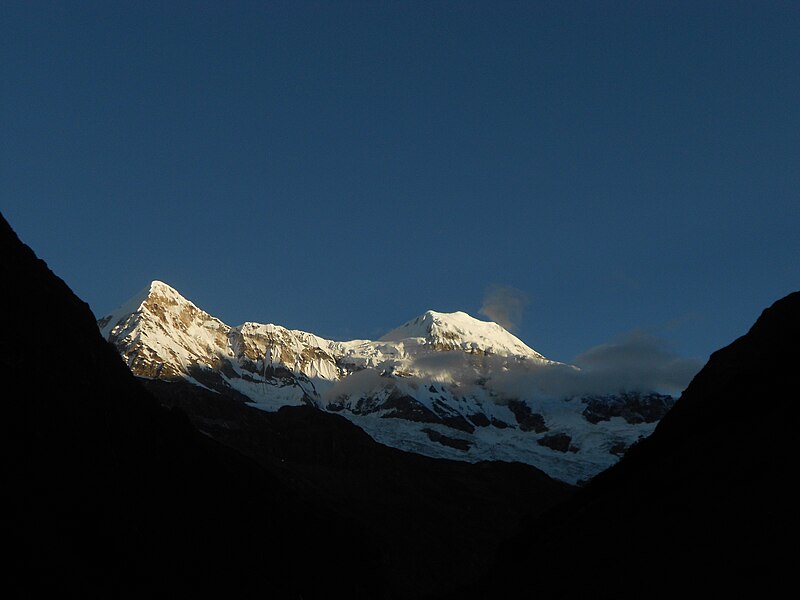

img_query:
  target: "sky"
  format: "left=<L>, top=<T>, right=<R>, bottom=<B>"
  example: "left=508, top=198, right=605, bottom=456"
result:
left=2, top=1, right=798, bottom=368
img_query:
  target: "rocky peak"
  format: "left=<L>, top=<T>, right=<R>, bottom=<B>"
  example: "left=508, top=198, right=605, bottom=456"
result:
left=98, top=280, right=204, bottom=335
left=97, top=280, right=230, bottom=380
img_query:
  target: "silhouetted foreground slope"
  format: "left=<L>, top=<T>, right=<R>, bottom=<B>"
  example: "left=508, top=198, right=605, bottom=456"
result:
left=465, top=290, right=799, bottom=597
left=0, top=213, right=573, bottom=598
left=0, top=213, right=386, bottom=597
left=140, top=379, right=573, bottom=597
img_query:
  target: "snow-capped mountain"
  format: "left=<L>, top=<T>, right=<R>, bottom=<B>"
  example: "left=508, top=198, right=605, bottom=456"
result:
left=98, top=281, right=675, bottom=483
left=379, top=310, right=549, bottom=358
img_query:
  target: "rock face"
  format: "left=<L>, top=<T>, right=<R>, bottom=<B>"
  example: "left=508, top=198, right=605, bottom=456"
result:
left=98, top=281, right=682, bottom=484
left=463, top=290, right=800, bottom=597
left=507, top=399, right=549, bottom=432
left=536, top=433, right=576, bottom=453
left=581, top=391, right=675, bottom=424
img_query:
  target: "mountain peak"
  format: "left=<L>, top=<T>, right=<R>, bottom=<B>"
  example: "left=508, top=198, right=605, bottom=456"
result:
left=424, top=309, right=473, bottom=321
left=148, top=279, right=179, bottom=295
left=380, top=309, right=548, bottom=360
left=97, top=280, right=216, bottom=341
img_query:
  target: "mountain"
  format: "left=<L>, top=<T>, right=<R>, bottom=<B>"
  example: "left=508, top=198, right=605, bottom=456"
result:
left=8, top=208, right=792, bottom=596
left=0, top=212, right=572, bottom=598
left=457, top=290, right=799, bottom=597
left=379, top=309, right=549, bottom=358
left=0, top=218, right=386, bottom=596
left=98, top=280, right=676, bottom=483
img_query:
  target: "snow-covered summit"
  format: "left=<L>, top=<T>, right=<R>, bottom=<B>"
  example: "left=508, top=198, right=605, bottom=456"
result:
left=97, top=280, right=675, bottom=484
left=97, top=280, right=230, bottom=380
left=380, top=309, right=549, bottom=360
left=98, top=280, right=196, bottom=336
left=98, top=285, right=553, bottom=382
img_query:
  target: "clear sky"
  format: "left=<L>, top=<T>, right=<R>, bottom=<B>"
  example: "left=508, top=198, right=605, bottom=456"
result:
left=2, top=1, right=798, bottom=364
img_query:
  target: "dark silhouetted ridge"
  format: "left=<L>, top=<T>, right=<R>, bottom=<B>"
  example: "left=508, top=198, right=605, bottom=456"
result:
left=0, top=212, right=386, bottom=597
left=459, top=290, right=799, bottom=597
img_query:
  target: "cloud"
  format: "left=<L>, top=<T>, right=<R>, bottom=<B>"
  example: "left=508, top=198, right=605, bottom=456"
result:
left=319, top=330, right=703, bottom=408
left=479, top=285, right=529, bottom=332
left=407, top=350, right=498, bottom=391
left=477, top=330, right=703, bottom=400
left=570, top=330, right=704, bottom=395
left=474, top=361, right=579, bottom=402
left=320, top=368, right=390, bottom=404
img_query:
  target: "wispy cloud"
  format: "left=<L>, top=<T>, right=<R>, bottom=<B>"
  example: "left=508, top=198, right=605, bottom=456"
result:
left=570, top=330, right=704, bottom=395
left=321, top=368, right=391, bottom=403
left=513, top=328, right=702, bottom=394
left=321, top=328, right=703, bottom=406
left=479, top=285, right=528, bottom=332
left=483, top=330, right=702, bottom=399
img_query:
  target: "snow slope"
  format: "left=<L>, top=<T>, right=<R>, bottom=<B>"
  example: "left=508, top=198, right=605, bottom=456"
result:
left=98, top=281, right=674, bottom=484
left=381, top=309, right=550, bottom=359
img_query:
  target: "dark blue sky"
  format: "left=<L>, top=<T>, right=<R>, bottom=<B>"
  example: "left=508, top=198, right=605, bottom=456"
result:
left=3, top=1, right=798, bottom=363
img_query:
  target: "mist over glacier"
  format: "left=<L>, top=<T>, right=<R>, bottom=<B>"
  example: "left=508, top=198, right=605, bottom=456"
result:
left=321, top=329, right=702, bottom=406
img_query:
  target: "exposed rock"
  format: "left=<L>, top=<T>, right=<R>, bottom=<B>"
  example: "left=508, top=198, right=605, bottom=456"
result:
left=581, top=392, right=675, bottom=424
left=608, top=441, right=629, bottom=457
left=537, top=433, right=573, bottom=453
left=468, top=413, right=491, bottom=427
left=421, top=428, right=472, bottom=451
left=432, top=399, right=475, bottom=433
left=507, top=400, right=549, bottom=433
left=381, top=393, right=443, bottom=424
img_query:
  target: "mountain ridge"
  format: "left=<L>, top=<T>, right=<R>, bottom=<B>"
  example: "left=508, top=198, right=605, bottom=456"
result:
left=0, top=212, right=573, bottom=598
left=7, top=211, right=791, bottom=597
left=98, top=279, right=678, bottom=483
left=454, top=289, right=800, bottom=597
left=100, top=279, right=552, bottom=360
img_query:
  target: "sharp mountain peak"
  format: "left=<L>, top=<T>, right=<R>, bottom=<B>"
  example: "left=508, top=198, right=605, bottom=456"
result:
left=101, top=280, right=539, bottom=353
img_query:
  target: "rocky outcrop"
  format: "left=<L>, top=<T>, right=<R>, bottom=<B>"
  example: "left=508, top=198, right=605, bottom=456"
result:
left=581, top=391, right=675, bottom=424
left=421, top=428, right=472, bottom=451
left=537, top=433, right=578, bottom=453
left=507, top=400, right=549, bottom=432
left=608, top=440, right=629, bottom=457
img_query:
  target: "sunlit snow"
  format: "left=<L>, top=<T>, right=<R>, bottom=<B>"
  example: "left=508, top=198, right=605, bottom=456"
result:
left=99, top=280, right=673, bottom=484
